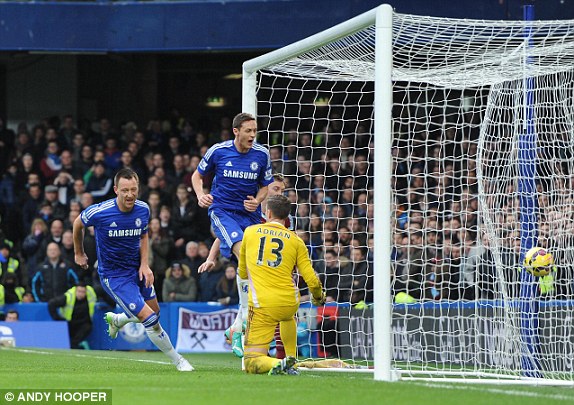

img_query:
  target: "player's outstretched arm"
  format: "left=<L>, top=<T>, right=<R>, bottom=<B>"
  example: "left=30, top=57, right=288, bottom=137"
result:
left=191, top=170, right=213, bottom=208
left=72, top=215, right=89, bottom=270
left=198, top=238, right=221, bottom=273
left=295, top=237, right=325, bottom=305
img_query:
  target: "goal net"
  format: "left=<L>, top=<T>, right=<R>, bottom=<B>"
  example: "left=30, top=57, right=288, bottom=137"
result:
left=243, top=5, right=574, bottom=384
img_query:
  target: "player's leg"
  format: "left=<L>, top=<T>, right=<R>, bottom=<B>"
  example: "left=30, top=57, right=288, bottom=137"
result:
left=101, top=276, right=138, bottom=338
left=244, top=306, right=298, bottom=375
left=140, top=285, right=194, bottom=371
left=279, top=316, right=297, bottom=358
left=210, top=209, right=246, bottom=357
left=227, top=240, right=249, bottom=357
left=135, top=303, right=191, bottom=371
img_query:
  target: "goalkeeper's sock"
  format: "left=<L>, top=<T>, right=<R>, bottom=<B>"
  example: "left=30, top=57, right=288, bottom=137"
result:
left=143, top=313, right=180, bottom=364
left=279, top=319, right=298, bottom=357
left=274, top=324, right=286, bottom=359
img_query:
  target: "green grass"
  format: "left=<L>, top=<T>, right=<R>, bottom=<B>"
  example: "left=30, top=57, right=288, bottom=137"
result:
left=1, top=348, right=573, bottom=405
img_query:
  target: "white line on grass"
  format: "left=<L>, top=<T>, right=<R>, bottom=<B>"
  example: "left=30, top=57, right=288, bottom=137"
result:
left=414, top=381, right=574, bottom=402
left=9, top=348, right=171, bottom=366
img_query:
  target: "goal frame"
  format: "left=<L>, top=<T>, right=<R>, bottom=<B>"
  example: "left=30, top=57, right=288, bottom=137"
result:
left=242, top=4, right=394, bottom=382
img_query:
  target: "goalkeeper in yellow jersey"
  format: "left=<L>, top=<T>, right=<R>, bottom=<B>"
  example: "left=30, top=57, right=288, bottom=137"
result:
left=239, top=194, right=325, bottom=375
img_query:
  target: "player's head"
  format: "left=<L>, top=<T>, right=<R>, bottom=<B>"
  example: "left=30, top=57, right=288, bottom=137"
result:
left=268, top=173, right=286, bottom=197
left=232, top=112, right=257, bottom=152
left=114, top=168, right=139, bottom=212
left=266, top=194, right=291, bottom=221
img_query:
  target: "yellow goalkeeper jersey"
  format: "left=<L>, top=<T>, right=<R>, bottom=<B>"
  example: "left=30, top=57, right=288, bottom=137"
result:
left=238, top=221, right=322, bottom=308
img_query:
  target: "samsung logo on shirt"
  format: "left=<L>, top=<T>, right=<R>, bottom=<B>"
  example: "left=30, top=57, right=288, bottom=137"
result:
left=223, top=170, right=258, bottom=179
left=108, top=228, right=143, bottom=237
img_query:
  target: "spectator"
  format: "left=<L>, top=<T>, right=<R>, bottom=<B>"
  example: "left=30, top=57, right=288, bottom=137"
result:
left=70, top=132, right=86, bottom=163
left=52, top=170, right=75, bottom=207
left=59, top=115, right=77, bottom=148
left=39, top=140, right=62, bottom=184
left=31, top=242, right=78, bottom=302
left=168, top=153, right=187, bottom=185
left=68, top=178, right=86, bottom=207
left=318, top=249, right=352, bottom=302
left=48, top=283, right=96, bottom=349
left=171, top=184, right=200, bottom=255
left=148, top=218, right=174, bottom=299
left=103, top=136, right=122, bottom=171
left=22, top=218, right=50, bottom=281
left=43, top=185, right=68, bottom=220
left=180, top=241, right=202, bottom=284
left=45, top=218, right=65, bottom=249
left=75, top=144, right=94, bottom=178
left=162, top=262, right=197, bottom=302
left=4, top=309, right=19, bottom=322
left=349, top=247, right=372, bottom=304
left=85, top=161, right=113, bottom=203
left=146, top=190, right=162, bottom=219
left=215, top=263, right=239, bottom=306
left=61, top=229, right=89, bottom=284
left=21, top=182, right=44, bottom=232
left=159, top=205, right=175, bottom=239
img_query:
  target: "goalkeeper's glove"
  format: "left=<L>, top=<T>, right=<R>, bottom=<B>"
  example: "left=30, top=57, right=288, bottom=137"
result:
left=312, top=290, right=326, bottom=306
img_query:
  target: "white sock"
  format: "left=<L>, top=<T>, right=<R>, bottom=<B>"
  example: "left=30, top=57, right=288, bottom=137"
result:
left=232, top=275, right=249, bottom=331
left=114, top=313, right=137, bottom=328
left=146, top=325, right=181, bottom=364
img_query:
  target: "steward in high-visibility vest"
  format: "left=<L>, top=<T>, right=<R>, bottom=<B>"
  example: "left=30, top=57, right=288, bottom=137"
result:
left=0, top=273, right=25, bottom=304
left=48, top=283, right=97, bottom=349
left=59, top=285, right=97, bottom=321
left=0, top=241, right=23, bottom=286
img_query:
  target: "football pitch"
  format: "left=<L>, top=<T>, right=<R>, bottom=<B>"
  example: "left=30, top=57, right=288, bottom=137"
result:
left=1, top=348, right=573, bottom=405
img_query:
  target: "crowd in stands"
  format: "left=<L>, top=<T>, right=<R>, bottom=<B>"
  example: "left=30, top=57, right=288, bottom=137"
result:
left=4, top=107, right=563, bottom=315
left=0, top=112, right=377, bottom=311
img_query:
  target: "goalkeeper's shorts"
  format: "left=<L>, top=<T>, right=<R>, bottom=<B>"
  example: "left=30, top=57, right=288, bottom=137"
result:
left=244, top=304, right=298, bottom=350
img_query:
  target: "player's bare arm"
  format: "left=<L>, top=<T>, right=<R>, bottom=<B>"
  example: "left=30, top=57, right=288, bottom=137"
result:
left=72, top=215, right=89, bottom=270
left=191, top=169, right=213, bottom=208
left=244, top=185, right=268, bottom=212
left=139, top=233, right=154, bottom=288
left=198, top=238, right=221, bottom=273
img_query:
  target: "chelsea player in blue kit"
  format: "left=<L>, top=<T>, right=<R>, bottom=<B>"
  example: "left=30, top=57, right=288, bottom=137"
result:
left=191, top=112, right=273, bottom=357
left=73, top=168, right=193, bottom=371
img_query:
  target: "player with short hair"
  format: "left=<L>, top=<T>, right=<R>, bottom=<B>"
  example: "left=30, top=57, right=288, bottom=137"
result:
left=192, top=112, right=273, bottom=357
left=199, top=172, right=289, bottom=357
left=73, top=168, right=193, bottom=371
left=239, top=194, right=325, bottom=374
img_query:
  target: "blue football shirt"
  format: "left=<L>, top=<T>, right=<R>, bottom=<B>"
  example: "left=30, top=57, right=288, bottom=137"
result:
left=198, top=140, right=273, bottom=213
left=80, top=198, right=150, bottom=278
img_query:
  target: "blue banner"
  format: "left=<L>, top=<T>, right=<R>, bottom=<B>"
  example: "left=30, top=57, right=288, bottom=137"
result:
left=0, top=321, right=70, bottom=349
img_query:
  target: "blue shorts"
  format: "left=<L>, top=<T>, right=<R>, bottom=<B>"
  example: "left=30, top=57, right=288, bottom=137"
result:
left=209, top=208, right=261, bottom=259
left=101, top=273, right=156, bottom=317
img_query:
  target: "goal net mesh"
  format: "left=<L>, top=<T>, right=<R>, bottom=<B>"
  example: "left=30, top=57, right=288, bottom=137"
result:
left=251, top=12, right=574, bottom=382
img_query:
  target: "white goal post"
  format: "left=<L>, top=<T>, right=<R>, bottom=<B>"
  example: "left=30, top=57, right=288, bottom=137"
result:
left=242, top=4, right=574, bottom=385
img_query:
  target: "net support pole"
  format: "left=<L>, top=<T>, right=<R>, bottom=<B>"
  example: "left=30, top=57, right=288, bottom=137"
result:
left=373, top=3, right=396, bottom=382
left=518, top=3, right=541, bottom=378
